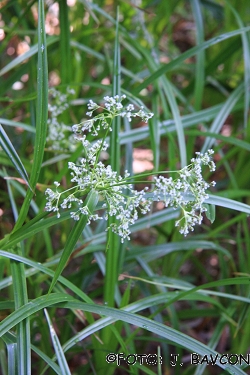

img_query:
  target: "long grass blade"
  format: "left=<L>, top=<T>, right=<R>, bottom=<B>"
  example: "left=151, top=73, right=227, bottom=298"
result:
left=133, top=26, right=250, bottom=94
left=48, top=190, right=99, bottom=293
left=207, top=194, right=250, bottom=215
left=105, top=8, right=122, bottom=308
left=30, top=345, right=61, bottom=375
left=120, top=101, right=244, bottom=145
left=7, top=342, right=17, bottom=375
left=191, top=0, right=205, bottom=111
left=201, top=82, right=244, bottom=152
left=44, top=309, right=71, bottom=375
left=0, top=294, right=76, bottom=338
left=59, top=0, right=71, bottom=84
left=0, top=250, right=94, bottom=304
left=225, top=0, right=250, bottom=129
left=0, top=119, right=35, bottom=133
left=0, top=125, right=31, bottom=190
left=1, top=294, right=249, bottom=375
left=13, top=0, right=48, bottom=231
left=0, top=333, right=15, bottom=375
left=7, top=173, right=30, bottom=375
left=0, top=37, right=57, bottom=77
left=10, top=250, right=30, bottom=375
left=6, top=296, right=250, bottom=375
left=162, top=77, right=186, bottom=167
left=61, top=287, right=250, bottom=353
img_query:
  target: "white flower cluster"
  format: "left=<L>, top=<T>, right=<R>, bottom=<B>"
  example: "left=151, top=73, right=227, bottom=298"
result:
left=46, top=87, right=76, bottom=152
left=45, top=141, right=151, bottom=242
left=45, top=95, right=216, bottom=241
left=153, top=149, right=216, bottom=235
left=72, top=94, right=154, bottom=139
left=45, top=95, right=154, bottom=242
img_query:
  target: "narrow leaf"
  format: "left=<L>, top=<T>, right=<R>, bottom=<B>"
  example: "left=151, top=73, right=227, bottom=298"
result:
left=201, top=83, right=244, bottom=152
left=13, top=0, right=48, bottom=231
left=133, top=26, right=250, bottom=95
left=105, top=7, right=122, bottom=310
left=44, top=309, right=71, bottom=375
left=10, top=252, right=30, bottom=375
left=0, top=125, right=31, bottom=191
left=0, top=250, right=94, bottom=304
left=1, top=295, right=249, bottom=375
left=0, top=294, right=76, bottom=338
left=204, top=204, right=216, bottom=223
left=0, top=119, right=35, bottom=133
left=207, top=194, right=250, bottom=215
left=0, top=37, right=58, bottom=77
left=191, top=0, right=205, bottom=110
left=225, top=0, right=250, bottom=129
left=59, top=0, right=71, bottom=84
left=48, top=190, right=99, bottom=293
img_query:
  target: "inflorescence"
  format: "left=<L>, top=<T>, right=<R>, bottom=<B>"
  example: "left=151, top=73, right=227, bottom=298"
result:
left=45, top=95, right=216, bottom=242
left=46, top=87, right=76, bottom=152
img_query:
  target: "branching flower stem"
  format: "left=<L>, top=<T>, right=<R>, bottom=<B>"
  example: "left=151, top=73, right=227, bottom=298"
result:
left=45, top=95, right=216, bottom=241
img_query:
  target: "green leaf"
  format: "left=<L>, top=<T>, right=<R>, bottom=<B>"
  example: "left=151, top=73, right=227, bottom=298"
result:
left=10, top=251, right=30, bottom=375
left=191, top=0, right=205, bottom=111
left=119, top=101, right=244, bottom=146
left=0, top=294, right=76, bottom=338
left=48, top=190, right=99, bottom=293
left=0, top=250, right=94, bottom=304
left=0, top=119, right=35, bottom=133
left=61, top=289, right=250, bottom=355
left=59, top=0, right=71, bottom=84
left=185, top=129, right=250, bottom=152
left=1, top=332, right=17, bottom=375
left=225, top=0, right=250, bottom=128
left=126, top=240, right=229, bottom=263
left=201, top=82, right=244, bottom=152
left=105, top=8, right=122, bottom=310
left=30, top=345, right=61, bottom=375
left=1, top=294, right=249, bottom=375
left=0, top=36, right=58, bottom=77
left=204, top=204, right=216, bottom=223
left=44, top=309, right=71, bottom=375
left=6, top=166, right=31, bottom=374
left=0, top=125, right=32, bottom=191
left=207, top=194, right=250, bottom=215
left=133, top=26, right=250, bottom=94
left=12, top=0, right=48, bottom=232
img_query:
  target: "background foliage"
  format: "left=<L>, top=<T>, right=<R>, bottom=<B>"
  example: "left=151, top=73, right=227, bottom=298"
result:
left=1, top=0, right=250, bottom=374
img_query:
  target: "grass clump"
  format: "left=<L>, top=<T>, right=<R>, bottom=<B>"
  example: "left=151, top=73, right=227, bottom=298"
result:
left=1, top=1, right=250, bottom=375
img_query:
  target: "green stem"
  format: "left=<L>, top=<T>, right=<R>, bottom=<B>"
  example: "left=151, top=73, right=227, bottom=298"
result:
left=98, top=10, right=122, bottom=375
left=48, top=190, right=99, bottom=293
